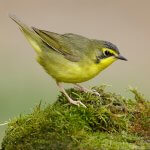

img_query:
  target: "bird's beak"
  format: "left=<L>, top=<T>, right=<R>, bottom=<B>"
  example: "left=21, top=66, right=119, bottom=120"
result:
left=116, top=55, right=128, bottom=61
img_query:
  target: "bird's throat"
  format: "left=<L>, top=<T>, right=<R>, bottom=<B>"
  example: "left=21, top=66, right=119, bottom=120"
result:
left=98, top=57, right=117, bottom=71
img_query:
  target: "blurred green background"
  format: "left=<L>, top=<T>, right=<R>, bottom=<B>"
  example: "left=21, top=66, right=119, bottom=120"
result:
left=0, top=0, right=150, bottom=146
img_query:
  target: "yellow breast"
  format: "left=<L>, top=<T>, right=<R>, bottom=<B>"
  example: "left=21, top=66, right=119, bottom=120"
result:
left=38, top=55, right=117, bottom=83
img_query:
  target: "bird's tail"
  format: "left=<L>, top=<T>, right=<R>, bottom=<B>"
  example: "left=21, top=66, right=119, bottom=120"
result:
left=9, top=14, right=43, bottom=54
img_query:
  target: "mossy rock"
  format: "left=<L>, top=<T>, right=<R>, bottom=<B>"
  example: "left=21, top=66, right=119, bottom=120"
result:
left=1, top=86, right=150, bottom=150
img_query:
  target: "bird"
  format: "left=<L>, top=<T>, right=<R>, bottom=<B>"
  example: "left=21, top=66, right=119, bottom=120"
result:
left=9, top=15, right=127, bottom=108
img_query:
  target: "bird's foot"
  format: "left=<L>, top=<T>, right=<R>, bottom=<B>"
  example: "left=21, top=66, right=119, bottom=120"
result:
left=75, top=84, right=100, bottom=97
left=57, top=82, right=86, bottom=108
left=90, top=89, right=101, bottom=97
left=68, top=98, right=87, bottom=108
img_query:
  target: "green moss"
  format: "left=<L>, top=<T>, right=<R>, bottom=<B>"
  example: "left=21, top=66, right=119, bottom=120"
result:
left=1, top=86, right=150, bottom=150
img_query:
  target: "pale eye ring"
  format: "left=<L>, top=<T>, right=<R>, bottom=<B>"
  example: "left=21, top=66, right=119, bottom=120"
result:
left=104, top=50, right=112, bottom=57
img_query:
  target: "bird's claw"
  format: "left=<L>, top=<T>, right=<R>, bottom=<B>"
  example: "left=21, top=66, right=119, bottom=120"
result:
left=74, top=84, right=100, bottom=97
left=92, top=90, right=101, bottom=97
left=70, top=100, right=87, bottom=108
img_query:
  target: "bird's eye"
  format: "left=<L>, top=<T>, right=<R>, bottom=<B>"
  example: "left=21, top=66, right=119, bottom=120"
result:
left=104, top=50, right=112, bottom=57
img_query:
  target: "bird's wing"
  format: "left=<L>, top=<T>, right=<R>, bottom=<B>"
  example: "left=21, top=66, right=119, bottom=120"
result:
left=32, top=28, right=94, bottom=62
left=10, top=15, right=97, bottom=62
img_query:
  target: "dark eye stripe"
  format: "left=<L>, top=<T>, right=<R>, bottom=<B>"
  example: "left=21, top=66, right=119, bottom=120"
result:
left=104, top=50, right=113, bottom=57
left=95, top=50, right=114, bottom=64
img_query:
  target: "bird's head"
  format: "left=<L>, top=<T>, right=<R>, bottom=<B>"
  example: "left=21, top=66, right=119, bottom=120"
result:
left=94, top=41, right=127, bottom=69
left=101, top=41, right=127, bottom=60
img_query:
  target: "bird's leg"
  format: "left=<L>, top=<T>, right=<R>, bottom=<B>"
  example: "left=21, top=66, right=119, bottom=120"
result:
left=74, top=83, right=100, bottom=96
left=56, top=82, right=86, bottom=108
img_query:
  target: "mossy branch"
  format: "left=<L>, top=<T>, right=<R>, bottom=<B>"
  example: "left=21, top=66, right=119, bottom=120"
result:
left=1, top=86, right=150, bottom=150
